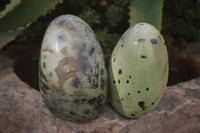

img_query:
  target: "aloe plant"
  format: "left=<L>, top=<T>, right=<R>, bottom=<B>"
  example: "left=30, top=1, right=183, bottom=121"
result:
left=129, top=0, right=163, bottom=31
left=0, top=0, right=62, bottom=49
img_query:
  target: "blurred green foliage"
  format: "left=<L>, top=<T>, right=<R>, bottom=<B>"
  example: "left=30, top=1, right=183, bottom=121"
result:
left=1, top=0, right=200, bottom=51
left=162, top=0, right=200, bottom=47
left=5, top=0, right=129, bottom=53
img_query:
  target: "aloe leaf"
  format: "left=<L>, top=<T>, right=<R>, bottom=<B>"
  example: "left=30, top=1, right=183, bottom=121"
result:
left=129, top=0, right=163, bottom=31
left=0, top=0, right=62, bottom=49
left=0, top=0, right=62, bottom=31
left=0, top=0, right=22, bottom=19
left=0, top=28, right=24, bottom=49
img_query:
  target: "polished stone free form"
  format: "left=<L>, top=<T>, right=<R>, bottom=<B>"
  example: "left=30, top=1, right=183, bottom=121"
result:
left=39, top=15, right=107, bottom=122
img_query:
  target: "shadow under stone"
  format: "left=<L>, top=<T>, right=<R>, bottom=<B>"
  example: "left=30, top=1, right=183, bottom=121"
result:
left=13, top=52, right=199, bottom=91
left=14, top=54, right=39, bottom=90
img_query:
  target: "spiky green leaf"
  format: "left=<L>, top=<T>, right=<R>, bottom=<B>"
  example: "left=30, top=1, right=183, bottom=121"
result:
left=0, top=0, right=22, bottom=19
left=0, top=0, right=62, bottom=31
left=129, top=0, right=163, bottom=31
left=0, top=28, right=24, bottom=49
left=0, top=0, right=62, bottom=49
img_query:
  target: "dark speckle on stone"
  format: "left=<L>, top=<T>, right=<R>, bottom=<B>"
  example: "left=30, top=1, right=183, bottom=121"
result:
left=140, top=23, right=144, bottom=25
left=113, top=80, right=116, bottom=84
left=55, top=19, right=65, bottom=25
left=52, top=101, right=58, bottom=106
left=138, top=101, right=145, bottom=111
left=70, top=111, right=76, bottom=115
left=118, top=80, right=120, bottom=84
left=87, top=95, right=104, bottom=110
left=121, top=98, right=124, bottom=101
left=49, top=72, right=52, bottom=77
left=43, top=62, right=46, bottom=69
left=118, top=69, right=122, bottom=75
left=57, top=35, right=65, bottom=42
left=138, top=38, right=145, bottom=42
left=146, top=88, right=149, bottom=91
left=113, top=57, right=116, bottom=63
left=127, top=80, right=129, bottom=83
left=100, top=68, right=104, bottom=75
left=128, top=93, right=130, bottom=95
left=87, top=75, right=92, bottom=83
left=121, top=44, right=124, bottom=47
left=80, top=98, right=87, bottom=103
left=80, top=43, right=87, bottom=52
left=74, top=99, right=80, bottom=103
left=138, top=91, right=141, bottom=93
left=129, top=76, right=132, bottom=78
left=101, top=79, right=105, bottom=90
left=84, top=110, right=90, bottom=115
left=94, top=83, right=98, bottom=88
left=151, top=39, right=158, bottom=44
left=131, top=113, right=135, bottom=117
left=72, top=78, right=80, bottom=88
left=141, top=55, right=147, bottom=58
left=40, top=86, right=47, bottom=94
left=152, top=102, right=154, bottom=105
left=89, top=47, right=95, bottom=56
left=42, top=82, right=49, bottom=90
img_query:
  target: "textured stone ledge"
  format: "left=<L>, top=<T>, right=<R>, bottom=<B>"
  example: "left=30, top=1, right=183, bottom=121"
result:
left=0, top=53, right=200, bottom=133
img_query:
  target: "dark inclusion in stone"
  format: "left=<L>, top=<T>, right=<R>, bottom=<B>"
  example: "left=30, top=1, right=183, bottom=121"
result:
left=113, top=80, right=116, bottom=84
left=87, top=95, right=104, bottom=110
left=113, top=57, right=116, bottom=63
left=100, top=68, right=104, bottom=75
left=40, top=70, right=47, bottom=82
left=49, top=72, right=52, bottom=77
left=55, top=19, right=65, bottom=25
left=151, top=39, right=158, bottom=44
left=140, top=23, right=144, bottom=25
left=138, top=38, right=145, bottom=42
left=118, top=69, right=122, bottom=75
left=72, top=78, right=80, bottom=88
left=89, top=47, right=95, bottom=56
left=70, top=111, right=76, bottom=115
left=118, top=80, right=120, bottom=84
left=131, top=113, right=135, bottom=117
left=138, top=101, right=145, bottom=111
left=57, top=35, right=65, bottom=42
left=126, top=80, right=129, bottom=83
left=146, top=88, right=149, bottom=91
left=84, top=110, right=90, bottom=115
left=87, top=75, right=92, bottom=83
left=43, top=62, right=46, bottom=69
left=121, top=44, right=124, bottom=47
left=140, top=55, right=147, bottom=58
left=101, top=79, right=105, bottom=90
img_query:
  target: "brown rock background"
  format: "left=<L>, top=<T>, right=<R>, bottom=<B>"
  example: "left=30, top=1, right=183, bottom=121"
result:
left=0, top=51, right=200, bottom=133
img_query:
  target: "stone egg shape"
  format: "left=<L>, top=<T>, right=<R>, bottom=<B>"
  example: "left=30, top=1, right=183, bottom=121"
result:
left=109, top=23, right=168, bottom=118
left=39, top=15, right=107, bottom=122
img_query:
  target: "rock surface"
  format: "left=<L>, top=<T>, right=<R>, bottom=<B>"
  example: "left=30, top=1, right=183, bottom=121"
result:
left=0, top=53, right=200, bottom=133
